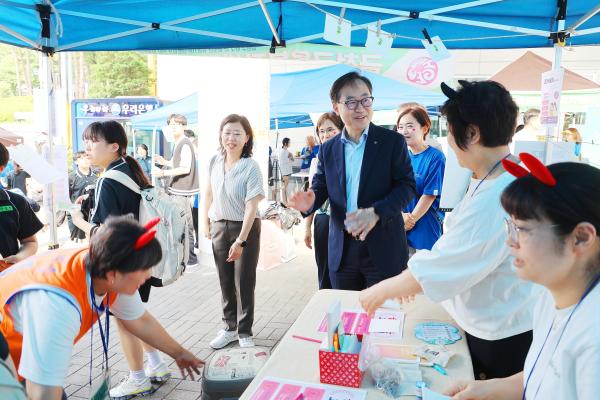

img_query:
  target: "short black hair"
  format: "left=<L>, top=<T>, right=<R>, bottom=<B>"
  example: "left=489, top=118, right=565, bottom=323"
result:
left=85, top=216, right=162, bottom=279
left=330, top=71, right=373, bottom=103
left=0, top=142, right=8, bottom=168
left=501, top=162, right=600, bottom=274
left=282, top=137, right=290, bottom=147
left=441, top=80, right=518, bottom=151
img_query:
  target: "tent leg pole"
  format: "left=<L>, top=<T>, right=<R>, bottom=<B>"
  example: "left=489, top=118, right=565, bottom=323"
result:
left=544, top=5, right=566, bottom=164
left=43, top=52, right=59, bottom=249
left=151, top=127, right=157, bottom=187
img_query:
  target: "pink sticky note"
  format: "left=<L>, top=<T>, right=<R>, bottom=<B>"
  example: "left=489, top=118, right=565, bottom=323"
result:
left=251, top=380, right=281, bottom=400
left=274, top=384, right=302, bottom=400
left=354, top=313, right=371, bottom=334
left=341, top=312, right=357, bottom=333
left=303, top=387, right=326, bottom=400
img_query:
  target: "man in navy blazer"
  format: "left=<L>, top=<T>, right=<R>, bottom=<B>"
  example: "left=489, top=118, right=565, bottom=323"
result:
left=290, top=72, right=416, bottom=290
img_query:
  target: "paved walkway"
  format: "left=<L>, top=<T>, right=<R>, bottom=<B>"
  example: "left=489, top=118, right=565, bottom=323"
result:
left=45, top=226, right=319, bottom=399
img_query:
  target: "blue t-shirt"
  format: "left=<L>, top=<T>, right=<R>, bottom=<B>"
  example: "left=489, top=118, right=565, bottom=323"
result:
left=300, top=145, right=319, bottom=170
left=403, top=146, right=446, bottom=250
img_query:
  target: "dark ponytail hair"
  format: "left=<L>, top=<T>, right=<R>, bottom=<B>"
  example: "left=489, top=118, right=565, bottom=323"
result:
left=501, top=162, right=600, bottom=274
left=83, top=120, right=151, bottom=188
left=85, top=215, right=162, bottom=278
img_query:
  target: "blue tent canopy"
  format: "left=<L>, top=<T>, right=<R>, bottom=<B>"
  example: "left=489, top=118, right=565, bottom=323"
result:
left=1, top=1, right=599, bottom=52
left=130, top=92, right=198, bottom=129
left=270, top=115, right=314, bottom=130
left=132, top=65, right=445, bottom=131
left=270, top=64, right=446, bottom=118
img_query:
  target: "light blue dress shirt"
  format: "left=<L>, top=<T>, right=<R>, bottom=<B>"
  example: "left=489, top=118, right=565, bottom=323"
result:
left=341, top=127, right=369, bottom=213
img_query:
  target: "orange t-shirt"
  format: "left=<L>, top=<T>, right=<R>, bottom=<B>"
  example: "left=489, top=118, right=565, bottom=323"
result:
left=0, top=247, right=118, bottom=375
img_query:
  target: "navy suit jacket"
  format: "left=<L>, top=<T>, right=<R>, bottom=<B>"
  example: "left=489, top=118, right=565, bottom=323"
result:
left=309, top=123, right=416, bottom=278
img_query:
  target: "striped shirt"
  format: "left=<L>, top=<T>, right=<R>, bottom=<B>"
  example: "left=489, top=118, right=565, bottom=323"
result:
left=208, top=154, right=265, bottom=222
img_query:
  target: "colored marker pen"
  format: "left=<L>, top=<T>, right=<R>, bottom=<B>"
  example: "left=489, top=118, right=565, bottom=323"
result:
left=432, top=363, right=447, bottom=376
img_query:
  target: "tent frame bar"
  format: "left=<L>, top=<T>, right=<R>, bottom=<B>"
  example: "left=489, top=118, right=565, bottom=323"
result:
left=568, top=4, right=600, bottom=32
left=258, top=0, right=281, bottom=44
left=301, top=0, right=549, bottom=36
left=0, top=23, right=41, bottom=49
left=56, top=3, right=271, bottom=51
left=289, top=0, right=548, bottom=45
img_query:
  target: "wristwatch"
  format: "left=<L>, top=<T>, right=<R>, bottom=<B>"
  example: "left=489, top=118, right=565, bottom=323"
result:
left=236, top=238, right=247, bottom=248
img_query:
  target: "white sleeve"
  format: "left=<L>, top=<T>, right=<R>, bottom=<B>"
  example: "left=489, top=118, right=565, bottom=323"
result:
left=408, top=196, right=510, bottom=302
left=17, top=290, right=80, bottom=387
left=179, top=144, right=192, bottom=173
left=573, top=304, right=600, bottom=399
left=110, top=291, right=145, bottom=321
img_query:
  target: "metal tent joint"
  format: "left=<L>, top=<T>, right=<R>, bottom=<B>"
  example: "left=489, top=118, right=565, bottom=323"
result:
left=152, top=22, right=160, bottom=30
left=36, top=3, right=55, bottom=55
left=549, top=30, right=570, bottom=45
left=409, top=11, right=420, bottom=19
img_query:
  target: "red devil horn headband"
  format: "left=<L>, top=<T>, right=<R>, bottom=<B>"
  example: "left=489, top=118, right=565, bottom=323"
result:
left=501, top=152, right=557, bottom=187
left=134, top=217, right=161, bottom=250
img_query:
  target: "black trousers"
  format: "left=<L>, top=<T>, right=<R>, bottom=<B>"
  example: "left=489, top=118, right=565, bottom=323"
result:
left=466, top=330, right=533, bottom=380
left=211, top=219, right=261, bottom=337
left=330, top=235, right=388, bottom=291
left=192, top=206, right=199, bottom=247
left=313, top=213, right=331, bottom=289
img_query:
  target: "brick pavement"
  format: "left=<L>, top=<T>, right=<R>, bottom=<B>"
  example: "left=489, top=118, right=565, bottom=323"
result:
left=55, top=228, right=319, bottom=399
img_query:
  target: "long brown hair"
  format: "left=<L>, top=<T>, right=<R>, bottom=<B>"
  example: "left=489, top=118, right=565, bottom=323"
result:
left=83, top=121, right=151, bottom=188
left=218, top=114, right=254, bottom=158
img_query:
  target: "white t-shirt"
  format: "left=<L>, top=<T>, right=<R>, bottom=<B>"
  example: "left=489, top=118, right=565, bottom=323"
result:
left=278, top=148, right=293, bottom=176
left=177, top=138, right=193, bottom=172
left=523, top=284, right=600, bottom=400
left=409, top=172, right=540, bottom=340
left=7, top=273, right=144, bottom=387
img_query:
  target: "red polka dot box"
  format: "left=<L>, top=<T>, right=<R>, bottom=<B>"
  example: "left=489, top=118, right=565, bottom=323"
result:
left=318, top=349, right=364, bottom=388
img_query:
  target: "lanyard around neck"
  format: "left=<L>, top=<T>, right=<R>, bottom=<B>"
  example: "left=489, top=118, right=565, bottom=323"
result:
left=89, top=281, right=110, bottom=372
left=470, top=154, right=511, bottom=197
left=522, top=274, right=600, bottom=400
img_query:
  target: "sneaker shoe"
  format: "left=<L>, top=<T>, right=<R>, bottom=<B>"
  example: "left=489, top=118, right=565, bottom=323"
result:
left=109, top=376, right=154, bottom=400
left=209, top=329, right=238, bottom=349
left=144, top=362, right=171, bottom=384
left=239, top=336, right=255, bottom=348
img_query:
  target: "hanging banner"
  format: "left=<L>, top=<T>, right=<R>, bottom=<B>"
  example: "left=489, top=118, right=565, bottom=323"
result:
left=150, top=43, right=454, bottom=91
left=540, top=68, right=564, bottom=126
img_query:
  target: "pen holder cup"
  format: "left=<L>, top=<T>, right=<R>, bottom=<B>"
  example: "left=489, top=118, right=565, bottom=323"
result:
left=318, top=349, right=364, bottom=388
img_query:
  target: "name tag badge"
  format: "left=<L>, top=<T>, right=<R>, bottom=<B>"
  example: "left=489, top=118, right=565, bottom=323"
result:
left=89, top=368, right=111, bottom=400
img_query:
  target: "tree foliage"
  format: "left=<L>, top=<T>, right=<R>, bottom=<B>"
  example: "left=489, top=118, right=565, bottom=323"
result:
left=87, top=52, right=150, bottom=98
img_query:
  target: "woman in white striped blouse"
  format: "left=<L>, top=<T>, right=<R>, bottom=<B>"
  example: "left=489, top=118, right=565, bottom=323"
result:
left=202, top=114, right=265, bottom=350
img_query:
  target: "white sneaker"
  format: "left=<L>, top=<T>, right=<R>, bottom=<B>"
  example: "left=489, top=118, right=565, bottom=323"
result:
left=109, top=376, right=154, bottom=400
left=239, top=336, right=255, bottom=348
left=144, top=362, right=171, bottom=383
left=209, top=329, right=238, bottom=349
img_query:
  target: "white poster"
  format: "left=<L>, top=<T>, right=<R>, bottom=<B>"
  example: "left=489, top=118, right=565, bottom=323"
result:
left=323, top=14, right=352, bottom=47
left=439, top=147, right=471, bottom=211
left=365, top=25, right=393, bottom=54
left=8, top=144, right=62, bottom=185
left=41, top=143, right=70, bottom=210
left=421, top=36, right=451, bottom=62
left=540, top=69, right=564, bottom=126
